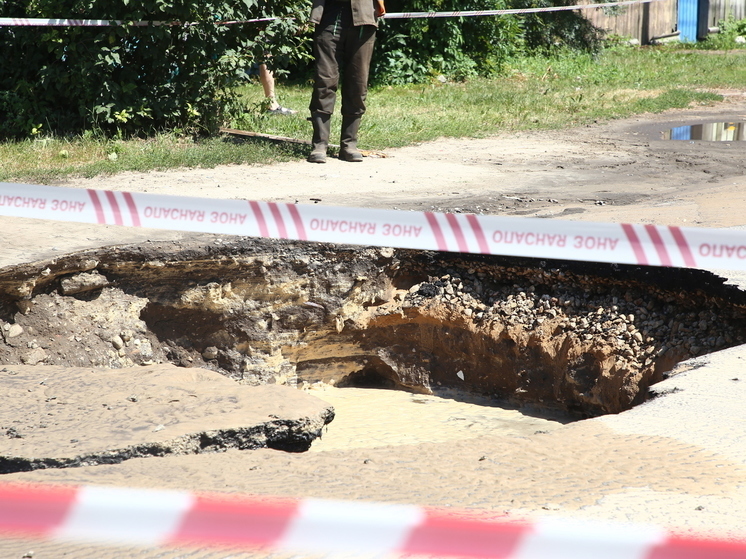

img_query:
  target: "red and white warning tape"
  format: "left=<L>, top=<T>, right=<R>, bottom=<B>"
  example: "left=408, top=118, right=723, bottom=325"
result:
left=0, top=0, right=665, bottom=27
left=1, top=482, right=745, bottom=557
left=1, top=183, right=745, bottom=271
left=0, top=16, right=278, bottom=27
left=383, top=0, right=665, bottom=19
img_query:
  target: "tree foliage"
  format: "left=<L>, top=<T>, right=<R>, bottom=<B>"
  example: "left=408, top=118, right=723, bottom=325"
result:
left=700, top=15, right=746, bottom=49
left=372, top=0, right=603, bottom=84
left=0, top=0, right=604, bottom=138
left=512, top=0, right=604, bottom=55
left=372, top=0, right=523, bottom=84
left=0, top=0, right=311, bottom=138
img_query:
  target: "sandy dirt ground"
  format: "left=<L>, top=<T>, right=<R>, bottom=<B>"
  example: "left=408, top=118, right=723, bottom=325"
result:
left=2, top=92, right=746, bottom=558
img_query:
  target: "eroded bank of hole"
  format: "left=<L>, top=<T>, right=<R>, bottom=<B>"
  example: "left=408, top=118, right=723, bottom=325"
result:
left=337, top=364, right=403, bottom=390
left=1, top=238, right=746, bottom=421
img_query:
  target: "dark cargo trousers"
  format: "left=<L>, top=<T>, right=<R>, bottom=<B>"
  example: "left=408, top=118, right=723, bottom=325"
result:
left=309, top=1, right=377, bottom=117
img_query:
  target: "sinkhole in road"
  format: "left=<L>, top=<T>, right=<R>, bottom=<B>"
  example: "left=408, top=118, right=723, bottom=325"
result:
left=2, top=236, right=746, bottom=418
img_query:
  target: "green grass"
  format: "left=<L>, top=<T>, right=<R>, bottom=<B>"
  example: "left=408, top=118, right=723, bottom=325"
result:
left=1, top=45, right=744, bottom=184
left=0, top=131, right=307, bottom=185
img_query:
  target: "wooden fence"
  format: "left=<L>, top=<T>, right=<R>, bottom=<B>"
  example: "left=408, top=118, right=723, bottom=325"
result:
left=706, top=0, right=746, bottom=27
left=581, top=0, right=745, bottom=42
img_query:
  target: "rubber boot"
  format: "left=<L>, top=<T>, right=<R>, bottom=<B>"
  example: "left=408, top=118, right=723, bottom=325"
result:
left=307, top=112, right=331, bottom=163
left=339, top=115, right=363, bottom=162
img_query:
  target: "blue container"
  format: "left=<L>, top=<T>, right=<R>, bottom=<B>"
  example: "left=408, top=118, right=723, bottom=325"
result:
left=670, top=125, right=692, bottom=140
left=678, top=0, right=699, bottom=42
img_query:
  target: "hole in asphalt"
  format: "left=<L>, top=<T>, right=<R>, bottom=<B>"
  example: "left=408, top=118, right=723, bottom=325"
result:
left=2, top=237, right=746, bottom=422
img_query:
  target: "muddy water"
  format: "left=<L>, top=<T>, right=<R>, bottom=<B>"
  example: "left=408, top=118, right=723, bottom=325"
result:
left=663, top=121, right=746, bottom=141
left=305, top=385, right=569, bottom=452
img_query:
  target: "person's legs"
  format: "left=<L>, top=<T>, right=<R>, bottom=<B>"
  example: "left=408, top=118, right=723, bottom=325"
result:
left=308, top=112, right=331, bottom=163
left=260, top=63, right=296, bottom=114
left=339, top=26, right=376, bottom=118
left=309, top=8, right=343, bottom=116
left=259, top=64, right=277, bottom=108
left=308, top=6, right=343, bottom=163
left=338, top=25, right=376, bottom=162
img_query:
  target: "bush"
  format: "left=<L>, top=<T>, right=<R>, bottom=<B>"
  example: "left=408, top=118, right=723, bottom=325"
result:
left=513, top=0, right=604, bottom=54
left=0, top=0, right=607, bottom=137
left=372, top=0, right=523, bottom=84
left=372, top=0, right=603, bottom=84
left=700, top=16, right=746, bottom=49
left=0, top=0, right=311, bottom=139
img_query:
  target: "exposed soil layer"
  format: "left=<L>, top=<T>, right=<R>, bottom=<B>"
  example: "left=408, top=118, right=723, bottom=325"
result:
left=2, top=235, right=746, bottom=418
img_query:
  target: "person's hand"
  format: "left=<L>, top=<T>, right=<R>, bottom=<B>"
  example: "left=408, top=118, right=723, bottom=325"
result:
left=375, top=0, right=386, bottom=17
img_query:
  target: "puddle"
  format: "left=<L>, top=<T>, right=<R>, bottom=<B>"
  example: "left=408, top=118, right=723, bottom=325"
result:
left=662, top=122, right=746, bottom=141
